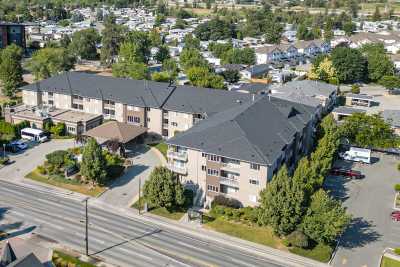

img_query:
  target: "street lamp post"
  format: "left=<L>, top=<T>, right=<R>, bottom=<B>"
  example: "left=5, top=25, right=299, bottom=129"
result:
left=138, top=176, right=141, bottom=215
left=3, top=144, right=5, bottom=159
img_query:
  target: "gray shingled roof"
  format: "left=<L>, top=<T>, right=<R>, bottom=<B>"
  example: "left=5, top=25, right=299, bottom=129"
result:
left=7, top=253, right=43, bottom=267
left=1, top=241, right=17, bottom=267
left=275, top=80, right=337, bottom=98
left=162, top=85, right=258, bottom=115
left=21, top=72, right=175, bottom=108
left=332, top=106, right=366, bottom=115
left=167, top=96, right=315, bottom=165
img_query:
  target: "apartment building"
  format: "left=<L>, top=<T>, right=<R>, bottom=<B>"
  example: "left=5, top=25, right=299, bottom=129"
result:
left=166, top=96, right=318, bottom=207
left=20, top=72, right=254, bottom=138
left=0, top=22, right=26, bottom=50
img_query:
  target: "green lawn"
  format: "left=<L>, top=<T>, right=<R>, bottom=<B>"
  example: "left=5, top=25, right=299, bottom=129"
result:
left=25, top=170, right=106, bottom=197
left=53, top=250, right=96, bottom=267
left=204, top=216, right=283, bottom=249
left=290, top=244, right=333, bottom=263
left=132, top=197, right=186, bottom=220
left=149, top=142, right=168, bottom=158
left=381, top=256, right=400, bottom=267
left=204, top=216, right=333, bottom=262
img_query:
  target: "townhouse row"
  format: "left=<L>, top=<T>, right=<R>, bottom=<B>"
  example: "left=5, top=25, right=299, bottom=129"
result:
left=255, top=40, right=331, bottom=65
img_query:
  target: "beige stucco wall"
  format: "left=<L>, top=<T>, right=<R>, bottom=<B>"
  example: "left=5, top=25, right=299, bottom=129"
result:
left=83, top=98, right=103, bottom=115
left=22, top=90, right=40, bottom=106
left=54, top=93, right=71, bottom=109
left=167, top=111, right=193, bottom=138
left=114, top=103, right=125, bottom=122
left=146, top=108, right=162, bottom=135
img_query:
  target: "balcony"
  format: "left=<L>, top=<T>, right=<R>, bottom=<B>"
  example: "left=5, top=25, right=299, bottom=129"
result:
left=167, top=163, right=187, bottom=175
left=219, top=176, right=239, bottom=187
left=167, top=149, right=188, bottom=161
left=221, top=162, right=240, bottom=171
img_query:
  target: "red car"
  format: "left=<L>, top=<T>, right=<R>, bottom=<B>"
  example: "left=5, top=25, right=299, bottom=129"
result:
left=391, top=211, right=400, bottom=221
left=330, top=168, right=364, bottom=179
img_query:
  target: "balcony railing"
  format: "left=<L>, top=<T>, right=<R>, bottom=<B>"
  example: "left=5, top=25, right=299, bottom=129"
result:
left=167, top=163, right=187, bottom=175
left=167, top=150, right=188, bottom=161
left=221, top=162, right=240, bottom=170
left=220, top=176, right=239, bottom=186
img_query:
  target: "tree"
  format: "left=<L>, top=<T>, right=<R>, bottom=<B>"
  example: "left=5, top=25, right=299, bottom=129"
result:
left=361, top=44, right=394, bottom=82
left=343, top=21, right=356, bottom=36
left=302, top=189, right=350, bottom=244
left=27, top=48, right=76, bottom=80
left=221, top=48, right=256, bottom=65
left=112, top=61, right=148, bottom=80
left=340, top=113, right=398, bottom=148
left=151, top=71, right=172, bottom=82
left=186, top=66, right=225, bottom=89
left=297, top=23, right=313, bottom=41
left=100, top=14, right=127, bottom=66
left=183, top=34, right=200, bottom=50
left=125, top=31, right=151, bottom=63
left=179, top=48, right=209, bottom=70
left=0, top=44, right=23, bottom=97
left=372, top=6, right=381, bottom=21
left=155, top=45, right=170, bottom=63
left=221, top=69, right=240, bottom=83
left=149, top=29, right=163, bottom=47
left=348, top=0, right=359, bottom=18
left=258, top=166, right=305, bottom=236
left=59, top=35, right=71, bottom=48
left=264, top=16, right=283, bottom=44
left=80, top=138, right=107, bottom=185
left=143, top=166, right=185, bottom=209
left=331, top=47, right=367, bottom=83
left=379, top=75, right=400, bottom=90
left=351, top=84, right=360, bottom=94
left=308, top=57, right=338, bottom=84
left=194, top=17, right=236, bottom=41
left=208, top=42, right=233, bottom=58
left=162, top=58, right=179, bottom=80
left=69, top=28, right=100, bottom=60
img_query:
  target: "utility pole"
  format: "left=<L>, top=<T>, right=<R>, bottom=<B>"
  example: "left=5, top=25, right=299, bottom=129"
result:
left=82, top=198, right=89, bottom=256
left=138, top=176, right=141, bottom=215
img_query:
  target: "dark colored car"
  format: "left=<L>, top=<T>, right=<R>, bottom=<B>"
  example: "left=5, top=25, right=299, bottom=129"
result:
left=330, top=168, right=364, bottom=179
left=391, top=211, right=400, bottom=221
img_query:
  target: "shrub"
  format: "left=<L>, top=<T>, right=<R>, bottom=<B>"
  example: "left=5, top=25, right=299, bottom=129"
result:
left=0, top=156, right=9, bottom=165
left=351, top=84, right=360, bottom=94
left=211, top=195, right=242, bottom=209
left=37, top=165, right=47, bottom=175
left=50, top=122, right=66, bottom=136
left=210, top=205, right=226, bottom=217
left=395, top=184, right=400, bottom=191
left=241, top=206, right=259, bottom=223
left=397, top=163, right=400, bottom=171
left=286, top=230, right=309, bottom=248
left=394, top=248, right=400, bottom=255
left=46, top=150, right=71, bottom=169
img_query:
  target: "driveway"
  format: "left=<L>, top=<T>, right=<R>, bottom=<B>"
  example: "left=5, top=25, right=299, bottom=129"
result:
left=326, top=153, right=400, bottom=267
left=0, top=139, right=75, bottom=182
left=96, top=145, right=162, bottom=207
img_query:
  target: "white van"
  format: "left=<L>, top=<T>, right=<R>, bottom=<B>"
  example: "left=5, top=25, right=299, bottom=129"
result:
left=339, top=147, right=371, bottom=164
left=20, top=128, right=48, bottom=142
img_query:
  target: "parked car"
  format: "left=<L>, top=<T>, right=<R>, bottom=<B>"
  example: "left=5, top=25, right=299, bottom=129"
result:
left=391, top=211, right=400, bottom=221
left=330, top=168, right=364, bottom=179
left=10, top=140, right=28, bottom=150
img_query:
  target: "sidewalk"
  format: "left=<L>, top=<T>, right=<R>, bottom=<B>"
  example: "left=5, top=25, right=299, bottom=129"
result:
left=91, top=201, right=329, bottom=267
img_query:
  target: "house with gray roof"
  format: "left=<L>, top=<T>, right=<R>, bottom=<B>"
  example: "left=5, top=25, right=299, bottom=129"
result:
left=270, top=80, right=338, bottom=113
left=166, top=95, right=318, bottom=207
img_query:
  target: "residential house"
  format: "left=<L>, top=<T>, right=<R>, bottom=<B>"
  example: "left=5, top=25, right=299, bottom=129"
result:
left=255, top=46, right=283, bottom=64
left=240, top=64, right=270, bottom=80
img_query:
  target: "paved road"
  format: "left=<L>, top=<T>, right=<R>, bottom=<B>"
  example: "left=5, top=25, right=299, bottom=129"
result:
left=327, top=153, right=400, bottom=267
left=0, top=180, right=294, bottom=267
left=97, top=145, right=161, bottom=207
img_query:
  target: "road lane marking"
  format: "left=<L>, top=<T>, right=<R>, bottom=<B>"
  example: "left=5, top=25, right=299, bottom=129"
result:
left=117, top=247, right=153, bottom=261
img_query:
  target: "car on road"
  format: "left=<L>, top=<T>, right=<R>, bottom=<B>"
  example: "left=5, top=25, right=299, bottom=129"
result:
left=330, top=168, right=364, bottom=179
left=391, top=211, right=400, bottom=221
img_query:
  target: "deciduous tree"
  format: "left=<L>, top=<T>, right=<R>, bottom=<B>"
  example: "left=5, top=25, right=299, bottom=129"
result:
left=80, top=138, right=107, bottom=185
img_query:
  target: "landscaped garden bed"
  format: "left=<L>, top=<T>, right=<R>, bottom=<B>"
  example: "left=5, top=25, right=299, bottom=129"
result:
left=25, top=138, right=125, bottom=197
left=52, top=250, right=97, bottom=267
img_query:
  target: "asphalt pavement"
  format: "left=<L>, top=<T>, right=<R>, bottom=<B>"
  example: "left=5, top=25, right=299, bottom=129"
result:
left=0, top=180, right=293, bottom=267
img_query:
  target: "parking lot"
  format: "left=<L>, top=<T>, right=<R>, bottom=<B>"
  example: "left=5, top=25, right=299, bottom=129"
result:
left=327, top=153, right=400, bottom=267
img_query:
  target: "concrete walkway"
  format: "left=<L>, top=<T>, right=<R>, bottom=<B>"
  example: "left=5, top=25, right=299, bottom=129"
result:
left=96, top=145, right=162, bottom=207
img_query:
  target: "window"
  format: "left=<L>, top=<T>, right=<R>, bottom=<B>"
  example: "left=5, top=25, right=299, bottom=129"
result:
left=72, top=103, right=83, bottom=110
left=207, top=154, right=220, bottom=162
left=201, top=165, right=206, bottom=171
left=47, top=92, right=53, bottom=97
left=202, top=153, right=207, bottom=158
left=147, top=118, right=150, bottom=122
left=104, top=109, right=115, bottom=115
left=207, top=185, right=219, bottom=192
left=250, top=163, right=260, bottom=170
left=249, top=179, right=259, bottom=185
left=104, top=99, right=115, bottom=105
left=48, top=100, right=54, bottom=106
left=127, top=116, right=140, bottom=124
left=207, top=169, right=219, bottom=176
left=145, top=107, right=150, bottom=111
left=67, top=126, right=76, bottom=133
left=171, top=122, right=178, bottom=127
left=72, top=94, right=83, bottom=100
